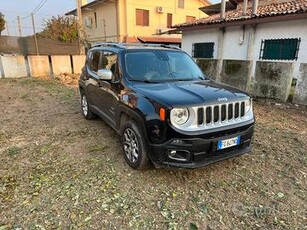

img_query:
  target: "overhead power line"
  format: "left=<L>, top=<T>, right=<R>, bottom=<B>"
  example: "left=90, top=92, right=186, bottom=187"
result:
left=21, top=0, right=48, bottom=19
left=33, top=0, right=48, bottom=14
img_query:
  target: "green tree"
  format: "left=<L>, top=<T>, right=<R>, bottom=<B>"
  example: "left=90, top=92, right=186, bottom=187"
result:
left=39, top=16, right=79, bottom=42
left=0, top=12, right=5, bottom=36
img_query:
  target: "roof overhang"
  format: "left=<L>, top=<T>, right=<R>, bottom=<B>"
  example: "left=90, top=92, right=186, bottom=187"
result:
left=65, top=0, right=109, bottom=16
left=176, top=12, right=307, bottom=32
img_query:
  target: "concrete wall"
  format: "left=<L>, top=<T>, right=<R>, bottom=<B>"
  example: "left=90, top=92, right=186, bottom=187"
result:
left=72, top=55, right=86, bottom=74
left=51, top=55, right=72, bottom=75
left=293, top=63, right=307, bottom=105
left=221, top=60, right=252, bottom=91
left=196, top=59, right=219, bottom=80
left=28, top=56, right=50, bottom=77
left=0, top=54, right=85, bottom=78
left=253, top=61, right=294, bottom=102
left=0, top=55, right=28, bottom=78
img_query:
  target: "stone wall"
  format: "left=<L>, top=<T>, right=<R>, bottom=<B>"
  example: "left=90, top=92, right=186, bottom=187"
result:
left=51, top=56, right=72, bottom=75
left=253, top=61, right=294, bottom=102
left=293, top=63, right=307, bottom=105
left=0, top=55, right=86, bottom=78
left=72, top=55, right=86, bottom=74
left=196, top=59, right=219, bottom=80
left=28, top=56, right=50, bottom=77
left=0, top=55, right=28, bottom=78
left=221, top=60, right=252, bottom=91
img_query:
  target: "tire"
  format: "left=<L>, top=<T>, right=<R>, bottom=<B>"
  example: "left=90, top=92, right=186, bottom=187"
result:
left=121, top=121, right=151, bottom=170
left=80, top=93, right=96, bottom=120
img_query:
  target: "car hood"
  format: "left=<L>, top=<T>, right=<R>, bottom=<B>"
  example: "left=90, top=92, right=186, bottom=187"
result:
left=133, top=80, right=249, bottom=107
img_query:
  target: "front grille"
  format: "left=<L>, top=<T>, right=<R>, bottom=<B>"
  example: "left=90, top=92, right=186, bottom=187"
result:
left=197, top=101, right=246, bottom=127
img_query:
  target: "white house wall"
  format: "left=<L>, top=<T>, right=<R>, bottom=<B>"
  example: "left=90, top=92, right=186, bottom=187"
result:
left=182, top=28, right=219, bottom=58
left=182, top=19, right=307, bottom=79
left=223, top=26, right=249, bottom=60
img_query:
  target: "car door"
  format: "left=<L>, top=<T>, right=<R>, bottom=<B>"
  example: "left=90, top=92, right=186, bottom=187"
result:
left=85, top=50, right=103, bottom=111
left=95, top=50, right=120, bottom=128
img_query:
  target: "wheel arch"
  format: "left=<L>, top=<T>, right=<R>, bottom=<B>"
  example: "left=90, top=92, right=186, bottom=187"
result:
left=117, top=104, right=149, bottom=142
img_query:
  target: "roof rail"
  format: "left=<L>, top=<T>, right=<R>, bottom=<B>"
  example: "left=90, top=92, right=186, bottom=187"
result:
left=92, top=42, right=125, bottom=49
left=91, top=42, right=181, bottom=50
left=122, top=43, right=181, bottom=50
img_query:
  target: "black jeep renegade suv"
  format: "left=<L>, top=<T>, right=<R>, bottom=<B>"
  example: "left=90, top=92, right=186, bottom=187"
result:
left=79, top=43, right=255, bottom=170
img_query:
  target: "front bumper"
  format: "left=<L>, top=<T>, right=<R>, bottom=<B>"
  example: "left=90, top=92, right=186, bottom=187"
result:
left=148, top=124, right=254, bottom=169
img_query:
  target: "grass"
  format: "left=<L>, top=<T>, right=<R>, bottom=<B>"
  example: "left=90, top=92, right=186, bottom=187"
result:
left=0, top=77, right=306, bottom=229
left=7, top=146, right=22, bottom=156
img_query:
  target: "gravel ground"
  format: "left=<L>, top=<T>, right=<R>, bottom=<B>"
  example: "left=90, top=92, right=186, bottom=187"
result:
left=0, top=77, right=306, bottom=229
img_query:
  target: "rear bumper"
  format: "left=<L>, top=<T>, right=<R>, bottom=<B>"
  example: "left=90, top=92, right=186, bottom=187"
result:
left=148, top=124, right=254, bottom=169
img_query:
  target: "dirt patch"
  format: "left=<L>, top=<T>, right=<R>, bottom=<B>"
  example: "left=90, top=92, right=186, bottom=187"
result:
left=0, top=78, right=306, bottom=229
left=54, top=73, right=80, bottom=87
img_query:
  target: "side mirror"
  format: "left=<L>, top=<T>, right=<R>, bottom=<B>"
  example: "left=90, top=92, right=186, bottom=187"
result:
left=97, top=69, right=112, bottom=80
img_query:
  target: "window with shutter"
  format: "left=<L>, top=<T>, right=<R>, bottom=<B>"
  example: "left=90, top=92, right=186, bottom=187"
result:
left=167, top=13, right=172, bottom=28
left=136, top=9, right=149, bottom=26
left=259, top=38, right=301, bottom=60
left=178, top=0, right=184, bottom=8
left=192, top=43, right=215, bottom=59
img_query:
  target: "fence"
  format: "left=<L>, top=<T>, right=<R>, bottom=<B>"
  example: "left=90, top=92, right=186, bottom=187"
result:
left=197, top=59, right=307, bottom=106
left=0, top=36, right=80, bottom=55
left=0, top=55, right=86, bottom=78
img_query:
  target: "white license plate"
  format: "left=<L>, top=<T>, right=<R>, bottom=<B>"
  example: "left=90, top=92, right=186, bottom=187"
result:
left=217, top=136, right=241, bottom=150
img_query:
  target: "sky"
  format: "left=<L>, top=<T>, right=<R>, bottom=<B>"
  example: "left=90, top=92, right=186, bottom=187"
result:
left=0, top=0, right=221, bottom=36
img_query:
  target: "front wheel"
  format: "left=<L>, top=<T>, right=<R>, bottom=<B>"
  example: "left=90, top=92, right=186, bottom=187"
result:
left=80, top=93, right=96, bottom=120
left=121, top=121, right=151, bottom=170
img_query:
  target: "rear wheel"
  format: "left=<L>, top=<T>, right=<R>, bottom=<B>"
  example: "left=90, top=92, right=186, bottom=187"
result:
left=121, top=121, right=151, bottom=170
left=80, top=93, right=96, bottom=120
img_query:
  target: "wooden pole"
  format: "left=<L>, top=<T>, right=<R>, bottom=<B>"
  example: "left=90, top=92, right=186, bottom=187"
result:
left=5, top=21, right=10, bottom=36
left=31, top=13, right=39, bottom=55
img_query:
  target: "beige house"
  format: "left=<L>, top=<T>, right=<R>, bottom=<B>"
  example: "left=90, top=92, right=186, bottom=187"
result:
left=66, top=0, right=210, bottom=44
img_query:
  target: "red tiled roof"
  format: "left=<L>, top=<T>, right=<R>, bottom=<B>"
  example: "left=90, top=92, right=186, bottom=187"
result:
left=174, top=0, right=307, bottom=29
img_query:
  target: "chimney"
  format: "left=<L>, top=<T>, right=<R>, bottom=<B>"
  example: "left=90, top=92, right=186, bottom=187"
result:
left=220, top=0, right=226, bottom=20
left=82, top=0, right=87, bottom=6
left=252, top=0, right=259, bottom=16
left=243, top=0, right=248, bottom=16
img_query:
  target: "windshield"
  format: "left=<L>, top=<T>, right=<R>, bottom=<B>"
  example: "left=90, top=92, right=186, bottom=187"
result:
left=125, top=50, right=206, bottom=82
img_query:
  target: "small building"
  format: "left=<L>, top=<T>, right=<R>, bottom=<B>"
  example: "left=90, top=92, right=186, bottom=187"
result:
left=66, top=0, right=210, bottom=45
left=174, top=0, right=307, bottom=80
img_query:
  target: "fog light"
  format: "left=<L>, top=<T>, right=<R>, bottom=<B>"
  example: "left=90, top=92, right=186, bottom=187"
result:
left=169, top=150, right=177, bottom=157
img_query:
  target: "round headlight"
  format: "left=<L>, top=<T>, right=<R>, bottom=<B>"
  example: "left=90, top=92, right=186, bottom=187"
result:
left=245, top=98, right=252, bottom=113
left=171, top=108, right=189, bottom=125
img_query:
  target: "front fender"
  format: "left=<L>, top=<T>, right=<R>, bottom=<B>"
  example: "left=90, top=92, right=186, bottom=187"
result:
left=117, top=94, right=168, bottom=144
